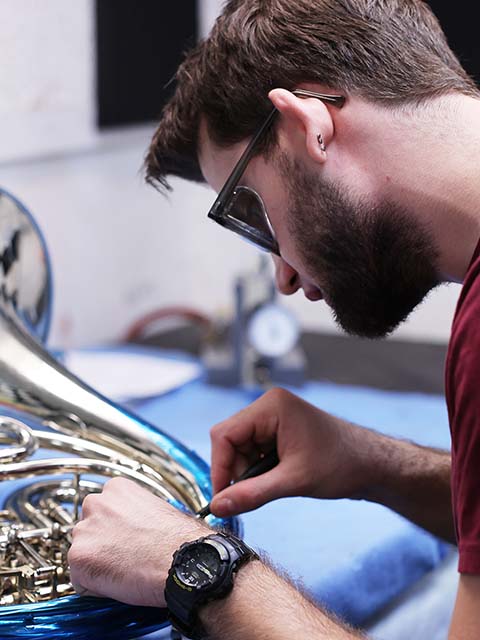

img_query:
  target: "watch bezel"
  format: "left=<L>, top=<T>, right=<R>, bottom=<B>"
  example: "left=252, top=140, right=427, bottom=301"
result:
left=171, top=539, right=230, bottom=593
left=166, top=533, right=258, bottom=640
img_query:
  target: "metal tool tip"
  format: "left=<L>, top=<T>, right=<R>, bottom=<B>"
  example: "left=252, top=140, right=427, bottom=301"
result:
left=195, top=505, right=211, bottom=519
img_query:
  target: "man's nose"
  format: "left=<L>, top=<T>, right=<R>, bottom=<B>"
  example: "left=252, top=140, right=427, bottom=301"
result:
left=272, top=256, right=300, bottom=295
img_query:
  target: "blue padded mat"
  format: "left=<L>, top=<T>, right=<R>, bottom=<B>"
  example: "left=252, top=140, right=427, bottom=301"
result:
left=131, top=378, right=452, bottom=631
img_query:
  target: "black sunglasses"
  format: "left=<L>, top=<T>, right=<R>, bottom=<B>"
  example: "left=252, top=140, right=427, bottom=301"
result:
left=207, top=89, right=345, bottom=256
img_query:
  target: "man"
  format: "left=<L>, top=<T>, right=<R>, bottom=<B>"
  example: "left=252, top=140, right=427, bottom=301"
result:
left=68, top=1, right=480, bottom=638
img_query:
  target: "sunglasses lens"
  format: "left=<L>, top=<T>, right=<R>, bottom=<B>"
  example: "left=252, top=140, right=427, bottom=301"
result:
left=227, top=187, right=273, bottom=238
left=209, top=186, right=280, bottom=255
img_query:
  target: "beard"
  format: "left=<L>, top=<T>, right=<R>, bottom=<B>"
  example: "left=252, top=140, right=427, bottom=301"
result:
left=277, top=154, right=440, bottom=338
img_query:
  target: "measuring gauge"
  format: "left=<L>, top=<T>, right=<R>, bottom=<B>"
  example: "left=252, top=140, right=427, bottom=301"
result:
left=247, top=302, right=300, bottom=358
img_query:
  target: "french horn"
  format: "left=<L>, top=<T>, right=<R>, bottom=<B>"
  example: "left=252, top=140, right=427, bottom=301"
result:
left=0, top=188, right=239, bottom=639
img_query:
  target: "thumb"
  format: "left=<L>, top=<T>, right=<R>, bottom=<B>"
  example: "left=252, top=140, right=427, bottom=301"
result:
left=210, top=466, right=289, bottom=517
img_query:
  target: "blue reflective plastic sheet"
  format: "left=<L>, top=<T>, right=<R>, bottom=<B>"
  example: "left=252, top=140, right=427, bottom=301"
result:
left=0, top=596, right=166, bottom=640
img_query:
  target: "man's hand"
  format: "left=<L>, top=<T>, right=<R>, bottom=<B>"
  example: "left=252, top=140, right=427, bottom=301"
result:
left=209, top=387, right=371, bottom=517
left=68, top=477, right=210, bottom=607
left=209, top=387, right=454, bottom=543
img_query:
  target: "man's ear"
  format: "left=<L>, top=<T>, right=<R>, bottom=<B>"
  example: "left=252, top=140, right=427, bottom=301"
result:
left=269, top=88, right=335, bottom=165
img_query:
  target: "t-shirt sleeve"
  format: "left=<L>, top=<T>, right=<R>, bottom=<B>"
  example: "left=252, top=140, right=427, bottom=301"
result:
left=447, top=266, right=480, bottom=573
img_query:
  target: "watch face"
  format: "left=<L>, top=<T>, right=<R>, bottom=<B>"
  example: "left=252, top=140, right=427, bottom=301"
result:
left=176, top=543, right=222, bottom=589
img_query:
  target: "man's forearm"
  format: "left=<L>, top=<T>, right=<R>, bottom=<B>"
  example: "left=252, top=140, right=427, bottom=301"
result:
left=202, top=560, right=364, bottom=640
left=353, top=427, right=454, bottom=543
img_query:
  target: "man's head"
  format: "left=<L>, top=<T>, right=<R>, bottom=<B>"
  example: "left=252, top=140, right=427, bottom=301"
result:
left=145, top=0, right=479, bottom=338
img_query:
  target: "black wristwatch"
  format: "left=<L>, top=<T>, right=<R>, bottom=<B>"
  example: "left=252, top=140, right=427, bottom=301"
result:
left=165, top=532, right=258, bottom=640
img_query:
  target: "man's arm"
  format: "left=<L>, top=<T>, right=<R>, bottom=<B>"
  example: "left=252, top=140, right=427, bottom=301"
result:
left=449, top=575, right=480, bottom=639
left=68, top=478, right=365, bottom=639
left=350, top=427, right=454, bottom=543
left=68, top=476, right=457, bottom=640
left=206, top=552, right=480, bottom=640
left=202, top=559, right=364, bottom=640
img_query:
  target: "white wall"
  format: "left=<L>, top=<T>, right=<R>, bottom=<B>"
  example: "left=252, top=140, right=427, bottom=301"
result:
left=198, top=0, right=225, bottom=38
left=0, top=128, right=262, bottom=348
left=0, top=0, right=96, bottom=163
left=0, top=0, right=460, bottom=349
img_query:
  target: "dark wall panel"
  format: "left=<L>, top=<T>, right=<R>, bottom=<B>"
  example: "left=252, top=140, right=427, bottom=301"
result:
left=427, top=1, right=480, bottom=84
left=96, top=2, right=479, bottom=129
left=96, top=0, right=197, bottom=128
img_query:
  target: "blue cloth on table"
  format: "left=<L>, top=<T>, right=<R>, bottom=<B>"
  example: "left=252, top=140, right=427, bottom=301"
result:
left=131, top=378, right=452, bottom=630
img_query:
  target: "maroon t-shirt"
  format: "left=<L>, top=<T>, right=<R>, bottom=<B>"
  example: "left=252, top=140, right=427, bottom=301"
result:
left=446, top=239, right=480, bottom=573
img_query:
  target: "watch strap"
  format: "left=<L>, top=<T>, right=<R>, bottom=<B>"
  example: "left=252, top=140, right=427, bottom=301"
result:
left=166, top=532, right=258, bottom=640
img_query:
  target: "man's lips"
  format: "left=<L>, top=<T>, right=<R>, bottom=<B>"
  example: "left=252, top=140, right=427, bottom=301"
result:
left=304, top=288, right=324, bottom=302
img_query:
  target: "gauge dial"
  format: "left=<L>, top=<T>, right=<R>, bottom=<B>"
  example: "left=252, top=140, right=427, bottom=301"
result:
left=247, top=303, right=299, bottom=358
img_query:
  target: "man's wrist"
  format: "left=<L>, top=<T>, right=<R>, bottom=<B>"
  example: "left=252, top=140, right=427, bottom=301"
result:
left=162, top=518, right=212, bottom=587
left=199, top=557, right=266, bottom=634
left=165, top=529, right=256, bottom=639
left=199, top=558, right=362, bottom=640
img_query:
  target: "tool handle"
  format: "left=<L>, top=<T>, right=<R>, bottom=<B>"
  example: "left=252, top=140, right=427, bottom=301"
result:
left=196, top=446, right=279, bottom=520
left=236, top=448, right=279, bottom=482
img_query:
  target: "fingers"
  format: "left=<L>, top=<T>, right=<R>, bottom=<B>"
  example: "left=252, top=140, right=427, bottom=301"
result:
left=210, top=426, right=242, bottom=495
left=210, top=419, right=275, bottom=495
left=80, top=491, right=101, bottom=519
left=210, top=390, right=289, bottom=494
left=71, top=582, right=103, bottom=598
left=69, top=555, right=104, bottom=600
left=210, top=464, right=289, bottom=517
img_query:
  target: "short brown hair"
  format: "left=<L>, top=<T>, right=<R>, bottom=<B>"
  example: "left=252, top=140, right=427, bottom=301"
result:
left=145, top=0, right=478, bottom=192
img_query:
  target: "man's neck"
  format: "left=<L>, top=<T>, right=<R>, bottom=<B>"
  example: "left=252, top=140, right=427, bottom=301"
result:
left=340, top=94, right=480, bottom=282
